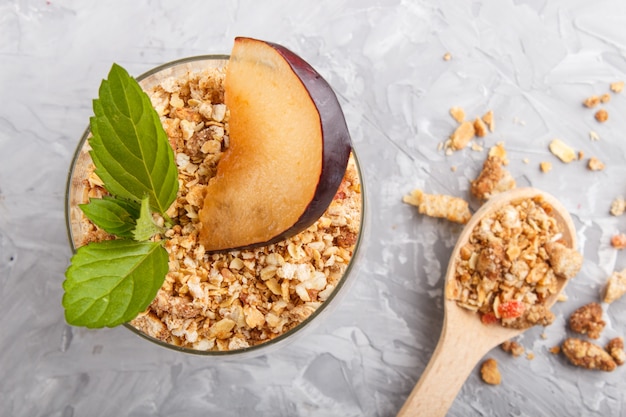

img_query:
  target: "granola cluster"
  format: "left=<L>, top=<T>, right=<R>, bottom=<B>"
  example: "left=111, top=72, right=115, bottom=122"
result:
left=79, top=65, right=362, bottom=351
left=445, top=197, right=583, bottom=329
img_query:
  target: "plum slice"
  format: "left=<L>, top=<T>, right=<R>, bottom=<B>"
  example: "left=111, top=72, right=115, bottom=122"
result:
left=198, top=37, right=352, bottom=252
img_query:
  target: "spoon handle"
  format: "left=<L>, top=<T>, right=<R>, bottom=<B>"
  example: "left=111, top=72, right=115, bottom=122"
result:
left=396, top=323, right=489, bottom=417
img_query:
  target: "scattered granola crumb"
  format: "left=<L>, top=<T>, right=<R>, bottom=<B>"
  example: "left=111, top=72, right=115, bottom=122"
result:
left=501, top=340, right=525, bottom=357
left=578, top=151, right=585, bottom=161
left=600, top=93, right=611, bottom=103
left=595, top=109, right=608, bottom=123
left=488, top=142, right=508, bottom=164
left=522, top=158, right=529, bottom=164
left=471, top=143, right=484, bottom=152
left=403, top=189, right=472, bottom=224
left=610, top=233, right=626, bottom=249
left=443, top=52, right=452, bottom=61
left=589, top=131, right=600, bottom=141
left=550, top=345, right=561, bottom=354
left=482, top=110, right=495, bottom=132
left=470, top=155, right=516, bottom=201
left=603, top=269, right=626, bottom=304
left=549, top=139, right=577, bottom=163
left=587, top=157, right=605, bottom=171
left=449, top=106, right=465, bottom=123
left=561, top=338, right=616, bottom=371
left=610, top=81, right=624, bottom=93
left=450, top=165, right=457, bottom=172
left=545, top=241, right=584, bottom=279
left=450, top=121, right=475, bottom=150
left=569, top=302, right=605, bottom=339
left=540, top=161, right=552, bottom=173
left=606, top=337, right=625, bottom=366
left=526, top=352, right=535, bottom=360
left=557, top=292, right=568, bottom=302
left=583, top=95, right=600, bottom=108
left=610, top=197, right=626, bottom=216
left=480, top=358, right=502, bottom=385
left=474, top=117, right=488, bottom=137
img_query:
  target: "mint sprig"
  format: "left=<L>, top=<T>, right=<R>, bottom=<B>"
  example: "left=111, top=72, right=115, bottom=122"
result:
left=63, top=64, right=179, bottom=328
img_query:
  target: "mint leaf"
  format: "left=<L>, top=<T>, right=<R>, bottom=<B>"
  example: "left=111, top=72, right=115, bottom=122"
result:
left=132, top=196, right=163, bottom=241
left=89, top=63, right=179, bottom=216
left=79, top=196, right=140, bottom=239
left=62, top=240, right=168, bottom=328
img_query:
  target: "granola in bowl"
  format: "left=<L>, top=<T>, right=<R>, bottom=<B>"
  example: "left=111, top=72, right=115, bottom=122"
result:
left=66, top=56, right=364, bottom=354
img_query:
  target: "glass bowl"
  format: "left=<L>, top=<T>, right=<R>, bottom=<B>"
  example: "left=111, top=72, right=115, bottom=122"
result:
left=65, top=55, right=366, bottom=357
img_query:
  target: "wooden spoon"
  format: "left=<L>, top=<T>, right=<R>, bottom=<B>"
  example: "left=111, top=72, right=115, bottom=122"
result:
left=397, top=187, right=577, bottom=417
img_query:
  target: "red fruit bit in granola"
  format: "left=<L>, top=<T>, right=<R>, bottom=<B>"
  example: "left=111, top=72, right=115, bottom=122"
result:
left=498, top=300, right=525, bottom=319
left=481, top=312, right=498, bottom=325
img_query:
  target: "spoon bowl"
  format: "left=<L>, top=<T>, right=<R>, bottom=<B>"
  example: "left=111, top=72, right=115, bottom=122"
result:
left=397, top=187, right=577, bottom=417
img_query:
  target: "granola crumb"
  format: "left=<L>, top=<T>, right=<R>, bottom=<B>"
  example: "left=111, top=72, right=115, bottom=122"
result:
left=589, top=131, right=600, bottom=141
left=561, top=338, right=616, bottom=371
left=610, top=197, right=626, bottom=216
left=610, top=81, right=624, bottom=93
left=526, top=352, right=535, bottom=360
left=449, top=106, right=465, bottom=123
left=578, top=151, right=585, bottom=161
left=595, top=109, right=608, bottom=123
left=600, top=93, right=611, bottom=103
left=583, top=95, right=600, bottom=108
left=488, top=142, right=508, bottom=164
left=549, top=345, right=561, bottom=355
left=610, top=233, right=626, bottom=249
left=443, top=52, right=452, bottom=61
left=450, top=165, right=457, bottom=172
left=587, top=157, right=605, bottom=171
left=501, top=340, right=525, bottom=357
left=474, top=117, right=488, bottom=137
left=522, top=158, right=530, bottom=164
left=569, top=302, right=605, bottom=339
left=480, top=358, right=502, bottom=385
left=603, top=269, right=626, bottom=304
left=549, top=139, right=576, bottom=163
left=606, top=337, right=625, bottom=366
left=403, top=189, right=472, bottom=224
left=540, top=161, right=552, bottom=173
left=450, top=121, right=475, bottom=150
left=470, top=155, right=516, bottom=201
left=482, top=110, right=495, bottom=132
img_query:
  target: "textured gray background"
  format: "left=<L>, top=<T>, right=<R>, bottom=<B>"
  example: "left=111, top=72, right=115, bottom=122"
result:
left=1, top=0, right=626, bottom=416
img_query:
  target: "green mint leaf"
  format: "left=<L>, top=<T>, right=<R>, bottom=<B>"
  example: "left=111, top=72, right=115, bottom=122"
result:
left=88, top=63, right=179, bottom=216
left=132, top=195, right=163, bottom=241
left=62, top=240, right=168, bottom=328
left=79, top=196, right=141, bottom=239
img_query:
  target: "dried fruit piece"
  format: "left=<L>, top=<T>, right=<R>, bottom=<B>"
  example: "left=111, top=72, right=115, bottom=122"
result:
left=595, top=109, right=608, bottom=123
left=449, top=106, right=465, bottom=123
left=498, top=300, right=525, bottom=319
left=549, top=139, right=576, bottom=163
left=583, top=95, right=600, bottom=108
left=611, top=233, right=626, bottom=249
left=569, top=302, right=605, bottom=339
left=606, top=337, right=625, bottom=366
left=587, top=157, right=605, bottom=171
left=481, top=312, right=498, bottom=325
left=610, top=81, right=624, bottom=93
left=403, top=189, right=472, bottom=224
left=480, top=358, right=502, bottom=385
left=561, top=338, right=616, bottom=371
left=603, top=269, right=626, bottom=303
left=450, top=121, right=475, bottom=150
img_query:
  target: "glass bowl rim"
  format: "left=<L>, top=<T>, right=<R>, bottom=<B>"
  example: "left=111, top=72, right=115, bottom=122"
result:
left=64, top=54, right=366, bottom=357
